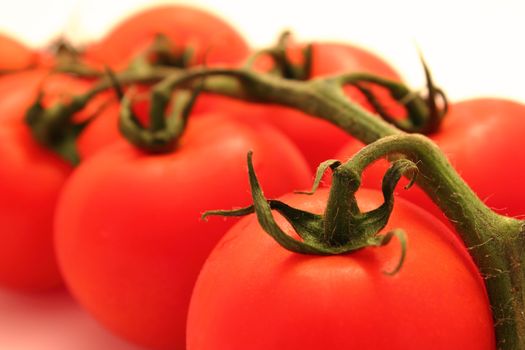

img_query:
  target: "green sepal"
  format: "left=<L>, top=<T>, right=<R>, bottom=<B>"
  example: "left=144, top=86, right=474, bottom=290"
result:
left=337, top=55, right=448, bottom=134
left=358, top=158, right=418, bottom=234
left=204, top=151, right=417, bottom=271
left=127, top=34, right=195, bottom=74
left=269, top=31, right=313, bottom=81
left=244, top=151, right=331, bottom=254
left=341, top=74, right=430, bottom=132
left=203, top=199, right=322, bottom=242
left=367, top=229, right=407, bottom=275
left=24, top=91, right=95, bottom=166
left=418, top=52, right=448, bottom=134
left=295, top=159, right=340, bottom=195
left=119, top=93, right=176, bottom=153
left=119, top=78, right=203, bottom=153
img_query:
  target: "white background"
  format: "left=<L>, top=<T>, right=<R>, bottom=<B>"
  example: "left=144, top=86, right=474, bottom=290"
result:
left=1, top=0, right=525, bottom=102
left=0, top=1, right=524, bottom=349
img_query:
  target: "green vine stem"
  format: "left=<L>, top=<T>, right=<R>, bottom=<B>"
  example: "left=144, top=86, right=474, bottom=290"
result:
left=153, top=67, right=524, bottom=349
left=25, top=66, right=175, bottom=164
left=119, top=75, right=204, bottom=153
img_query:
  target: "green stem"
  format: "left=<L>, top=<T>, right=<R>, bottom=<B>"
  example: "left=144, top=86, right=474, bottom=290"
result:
left=159, top=68, right=401, bottom=141
left=152, top=67, right=524, bottom=349
left=119, top=73, right=204, bottom=153
left=54, top=62, right=103, bottom=78
left=323, top=165, right=360, bottom=245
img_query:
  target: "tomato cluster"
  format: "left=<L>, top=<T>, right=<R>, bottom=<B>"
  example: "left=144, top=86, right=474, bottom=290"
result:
left=1, top=4, right=522, bottom=350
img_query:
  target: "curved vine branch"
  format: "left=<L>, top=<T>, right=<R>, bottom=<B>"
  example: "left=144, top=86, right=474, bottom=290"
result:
left=50, top=59, right=524, bottom=347
left=149, top=66, right=524, bottom=349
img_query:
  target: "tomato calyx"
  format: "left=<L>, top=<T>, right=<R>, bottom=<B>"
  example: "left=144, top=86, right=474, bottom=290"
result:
left=39, top=38, right=106, bottom=78
left=127, top=34, right=195, bottom=75
left=245, top=31, right=312, bottom=81
left=45, top=38, right=84, bottom=67
left=24, top=66, right=176, bottom=163
left=119, top=78, right=202, bottom=153
left=244, top=32, right=446, bottom=134
left=203, top=150, right=416, bottom=274
left=146, top=34, right=194, bottom=69
left=268, top=31, right=313, bottom=81
left=25, top=89, right=108, bottom=165
left=333, top=58, right=447, bottom=135
left=344, top=54, right=448, bottom=135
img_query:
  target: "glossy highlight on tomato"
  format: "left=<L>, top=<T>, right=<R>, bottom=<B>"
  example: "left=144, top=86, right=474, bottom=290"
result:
left=187, top=188, right=494, bottom=350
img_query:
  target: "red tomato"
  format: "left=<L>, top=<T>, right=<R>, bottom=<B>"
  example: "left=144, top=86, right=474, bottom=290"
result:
left=260, top=42, right=403, bottom=171
left=336, top=98, right=525, bottom=223
left=75, top=102, right=123, bottom=158
left=84, top=5, right=250, bottom=70
left=187, top=188, right=494, bottom=349
left=0, top=33, right=37, bottom=71
left=0, top=122, right=71, bottom=290
left=54, top=113, right=312, bottom=349
left=0, top=69, right=50, bottom=110
left=0, top=73, right=119, bottom=290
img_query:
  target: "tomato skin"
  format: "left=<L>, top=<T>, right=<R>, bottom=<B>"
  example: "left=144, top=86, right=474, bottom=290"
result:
left=84, top=5, right=250, bottom=70
left=336, top=98, right=525, bottom=223
left=0, top=34, right=37, bottom=71
left=76, top=101, right=123, bottom=158
left=187, top=188, right=494, bottom=350
left=259, top=42, right=403, bottom=171
left=0, top=123, right=71, bottom=290
left=54, top=114, right=312, bottom=349
left=0, top=69, right=50, bottom=119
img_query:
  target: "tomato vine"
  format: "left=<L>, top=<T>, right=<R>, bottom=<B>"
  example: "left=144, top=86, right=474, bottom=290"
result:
left=149, top=66, right=524, bottom=349
left=23, top=39, right=525, bottom=348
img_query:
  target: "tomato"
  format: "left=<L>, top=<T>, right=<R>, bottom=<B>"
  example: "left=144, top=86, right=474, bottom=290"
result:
left=74, top=101, right=122, bottom=158
left=0, top=71, right=50, bottom=124
left=336, top=98, right=525, bottom=224
left=0, top=122, right=71, bottom=290
left=84, top=5, right=250, bottom=70
left=0, top=33, right=37, bottom=71
left=0, top=72, right=120, bottom=290
left=54, top=113, right=312, bottom=349
left=187, top=188, right=494, bottom=349
left=258, top=42, right=403, bottom=171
